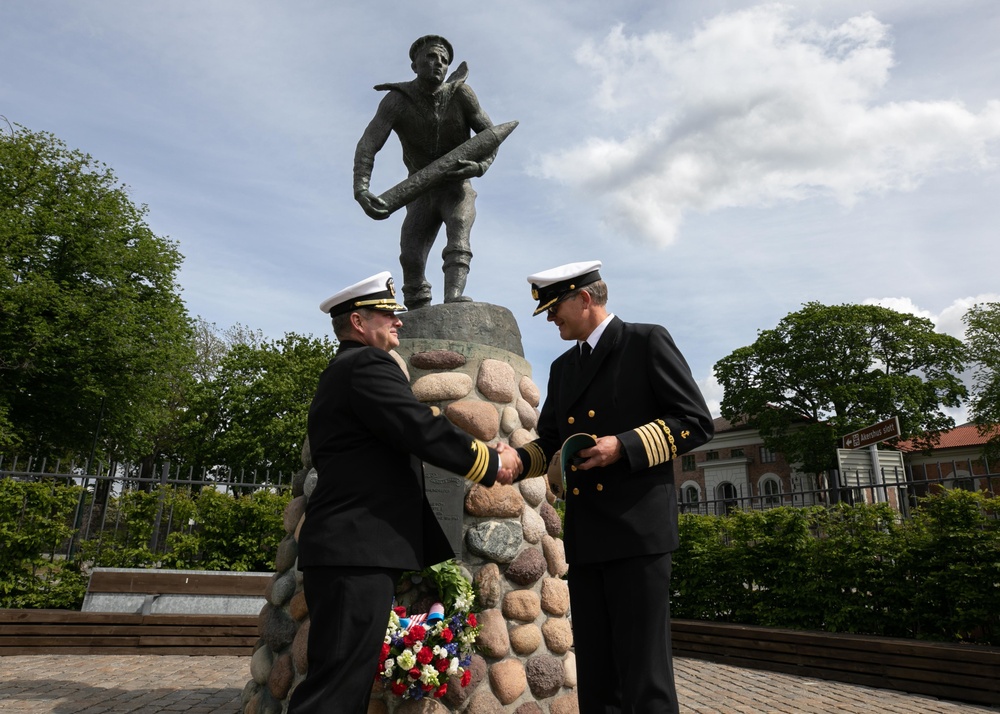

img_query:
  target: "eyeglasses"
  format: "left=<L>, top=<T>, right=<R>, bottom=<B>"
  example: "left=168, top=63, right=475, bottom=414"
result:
left=547, top=292, right=579, bottom=316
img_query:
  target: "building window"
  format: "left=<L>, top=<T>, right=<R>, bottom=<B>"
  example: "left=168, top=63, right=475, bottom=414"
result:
left=759, top=446, right=777, bottom=463
left=731, top=448, right=744, bottom=458
left=716, top=482, right=738, bottom=515
left=761, top=477, right=781, bottom=507
left=682, top=455, right=696, bottom=471
left=705, top=451, right=719, bottom=461
left=684, top=485, right=699, bottom=504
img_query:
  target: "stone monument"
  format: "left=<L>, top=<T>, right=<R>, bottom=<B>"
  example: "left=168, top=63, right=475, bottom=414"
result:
left=238, top=34, right=574, bottom=713
left=240, top=304, right=579, bottom=713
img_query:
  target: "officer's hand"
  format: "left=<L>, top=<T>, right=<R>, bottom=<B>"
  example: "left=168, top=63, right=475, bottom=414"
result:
left=444, top=160, right=482, bottom=180
left=495, top=442, right=521, bottom=485
left=355, top=189, right=391, bottom=220
left=577, top=436, right=623, bottom=470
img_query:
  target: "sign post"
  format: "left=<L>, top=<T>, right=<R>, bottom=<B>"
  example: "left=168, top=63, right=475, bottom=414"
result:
left=841, top=416, right=901, bottom=449
left=840, top=417, right=901, bottom=504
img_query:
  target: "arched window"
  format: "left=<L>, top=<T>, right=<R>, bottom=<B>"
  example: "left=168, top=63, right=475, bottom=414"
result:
left=716, top=482, right=738, bottom=515
left=679, top=482, right=701, bottom=513
left=761, top=477, right=781, bottom=507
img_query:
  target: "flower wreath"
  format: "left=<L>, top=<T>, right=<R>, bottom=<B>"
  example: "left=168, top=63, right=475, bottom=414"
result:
left=376, top=560, right=482, bottom=701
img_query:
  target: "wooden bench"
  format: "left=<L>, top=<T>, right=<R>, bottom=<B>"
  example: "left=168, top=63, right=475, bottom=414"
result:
left=0, top=609, right=259, bottom=655
left=82, top=567, right=270, bottom=616
left=0, top=568, right=271, bottom=655
left=672, top=619, right=1000, bottom=707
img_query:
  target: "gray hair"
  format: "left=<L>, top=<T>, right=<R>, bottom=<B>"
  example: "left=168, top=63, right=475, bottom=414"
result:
left=580, top=279, right=608, bottom=307
left=332, top=307, right=378, bottom=341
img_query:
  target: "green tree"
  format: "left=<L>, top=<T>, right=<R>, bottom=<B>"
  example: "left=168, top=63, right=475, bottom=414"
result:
left=962, top=302, right=1000, bottom=463
left=714, top=302, right=967, bottom=474
left=0, top=121, right=193, bottom=458
left=180, top=332, right=335, bottom=476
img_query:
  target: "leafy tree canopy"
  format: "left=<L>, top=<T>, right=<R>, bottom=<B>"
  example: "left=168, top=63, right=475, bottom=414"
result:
left=0, top=121, right=193, bottom=457
left=962, top=301, right=1000, bottom=462
left=179, top=330, right=336, bottom=477
left=714, top=302, right=967, bottom=474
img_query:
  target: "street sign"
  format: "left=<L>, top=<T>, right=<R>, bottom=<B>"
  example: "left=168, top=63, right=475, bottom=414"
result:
left=842, top=416, right=901, bottom=449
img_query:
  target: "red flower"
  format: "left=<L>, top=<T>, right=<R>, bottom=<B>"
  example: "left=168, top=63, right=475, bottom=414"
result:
left=435, top=658, right=449, bottom=673
left=440, top=627, right=454, bottom=643
left=416, top=647, right=434, bottom=665
left=408, top=667, right=421, bottom=680
left=391, top=681, right=407, bottom=696
left=434, top=683, right=448, bottom=698
left=466, top=613, right=477, bottom=627
left=379, top=643, right=390, bottom=663
left=410, top=624, right=427, bottom=639
left=393, top=606, right=407, bottom=617
left=422, top=683, right=434, bottom=692
left=461, top=669, right=472, bottom=687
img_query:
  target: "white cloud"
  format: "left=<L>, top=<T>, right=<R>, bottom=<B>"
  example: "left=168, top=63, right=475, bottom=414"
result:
left=698, top=372, right=725, bottom=419
left=864, top=294, right=1000, bottom=339
left=532, top=4, right=1000, bottom=246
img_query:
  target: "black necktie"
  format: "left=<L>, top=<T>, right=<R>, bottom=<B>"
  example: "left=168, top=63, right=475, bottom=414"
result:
left=580, top=342, right=592, bottom=363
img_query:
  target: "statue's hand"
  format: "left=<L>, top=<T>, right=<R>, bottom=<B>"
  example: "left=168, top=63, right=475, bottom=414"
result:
left=355, top=189, right=390, bottom=220
left=445, top=160, right=483, bottom=180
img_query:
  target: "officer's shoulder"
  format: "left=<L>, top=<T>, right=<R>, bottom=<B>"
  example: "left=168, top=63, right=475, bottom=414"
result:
left=623, top=321, right=667, bottom=336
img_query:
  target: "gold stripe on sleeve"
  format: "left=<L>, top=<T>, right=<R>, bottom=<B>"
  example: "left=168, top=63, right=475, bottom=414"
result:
left=634, top=423, right=657, bottom=467
left=635, top=421, right=674, bottom=466
left=463, top=440, right=490, bottom=483
left=523, top=442, right=548, bottom=479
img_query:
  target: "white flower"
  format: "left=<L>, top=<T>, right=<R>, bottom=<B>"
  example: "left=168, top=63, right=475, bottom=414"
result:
left=397, top=649, right=416, bottom=670
left=454, top=593, right=472, bottom=611
left=448, top=657, right=460, bottom=675
left=383, top=660, right=394, bottom=677
left=412, top=641, right=422, bottom=654
left=420, top=665, right=440, bottom=685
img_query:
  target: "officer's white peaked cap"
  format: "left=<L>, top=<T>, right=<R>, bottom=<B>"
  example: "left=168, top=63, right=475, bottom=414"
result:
left=527, top=260, right=602, bottom=316
left=320, top=271, right=407, bottom=317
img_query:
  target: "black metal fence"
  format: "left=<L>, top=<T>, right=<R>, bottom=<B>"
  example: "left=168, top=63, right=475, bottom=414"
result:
left=0, top=454, right=293, bottom=562
left=679, top=462, right=1000, bottom=517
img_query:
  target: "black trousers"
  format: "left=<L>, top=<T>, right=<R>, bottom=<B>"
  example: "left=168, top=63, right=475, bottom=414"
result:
left=287, top=566, right=401, bottom=714
left=569, top=552, right=678, bottom=714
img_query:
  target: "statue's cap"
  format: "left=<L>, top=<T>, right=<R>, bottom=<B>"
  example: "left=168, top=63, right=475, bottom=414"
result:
left=320, top=271, right=407, bottom=317
left=527, top=260, right=603, bottom=316
left=409, top=35, right=454, bottom=64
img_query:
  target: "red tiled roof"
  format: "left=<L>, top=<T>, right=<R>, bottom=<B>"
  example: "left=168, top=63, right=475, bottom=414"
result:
left=897, top=423, right=1000, bottom=452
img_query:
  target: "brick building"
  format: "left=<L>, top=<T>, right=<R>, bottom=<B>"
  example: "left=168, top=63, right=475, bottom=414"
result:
left=673, top=416, right=823, bottom=514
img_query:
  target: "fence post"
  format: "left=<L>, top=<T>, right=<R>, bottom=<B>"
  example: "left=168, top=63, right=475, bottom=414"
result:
left=149, top=462, right=169, bottom=554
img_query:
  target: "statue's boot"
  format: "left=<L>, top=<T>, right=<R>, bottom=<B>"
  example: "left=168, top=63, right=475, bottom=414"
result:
left=403, top=279, right=432, bottom=310
left=443, top=266, right=473, bottom=303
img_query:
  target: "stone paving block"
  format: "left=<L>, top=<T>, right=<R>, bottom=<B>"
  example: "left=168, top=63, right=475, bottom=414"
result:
left=1, top=654, right=997, bottom=713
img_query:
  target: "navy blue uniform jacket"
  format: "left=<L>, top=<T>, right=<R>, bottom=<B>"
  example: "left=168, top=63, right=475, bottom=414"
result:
left=517, top=317, right=714, bottom=565
left=301, top=341, right=498, bottom=571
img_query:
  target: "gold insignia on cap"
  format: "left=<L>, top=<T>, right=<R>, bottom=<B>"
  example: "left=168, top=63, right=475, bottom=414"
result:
left=531, top=287, right=539, bottom=300
left=387, top=277, right=396, bottom=297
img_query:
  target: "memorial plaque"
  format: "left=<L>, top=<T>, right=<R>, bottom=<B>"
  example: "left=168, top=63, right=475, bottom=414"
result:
left=424, top=464, right=465, bottom=559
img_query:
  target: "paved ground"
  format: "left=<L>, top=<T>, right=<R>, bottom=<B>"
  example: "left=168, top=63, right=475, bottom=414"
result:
left=0, top=655, right=997, bottom=713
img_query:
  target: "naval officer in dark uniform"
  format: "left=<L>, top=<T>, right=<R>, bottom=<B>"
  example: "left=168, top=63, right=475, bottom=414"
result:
left=289, top=271, right=518, bottom=714
left=514, top=261, right=714, bottom=713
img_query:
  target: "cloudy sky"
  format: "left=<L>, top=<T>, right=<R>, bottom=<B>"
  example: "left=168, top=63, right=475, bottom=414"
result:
left=4, top=0, right=999, bottom=420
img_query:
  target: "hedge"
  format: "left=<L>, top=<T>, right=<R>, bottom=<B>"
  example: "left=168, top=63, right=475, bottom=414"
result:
left=672, top=489, right=1000, bottom=644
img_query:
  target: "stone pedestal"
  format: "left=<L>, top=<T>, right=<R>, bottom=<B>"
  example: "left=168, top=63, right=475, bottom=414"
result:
left=241, top=303, right=578, bottom=713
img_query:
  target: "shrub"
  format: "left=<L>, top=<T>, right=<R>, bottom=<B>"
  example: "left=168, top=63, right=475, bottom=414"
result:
left=0, top=477, right=87, bottom=608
